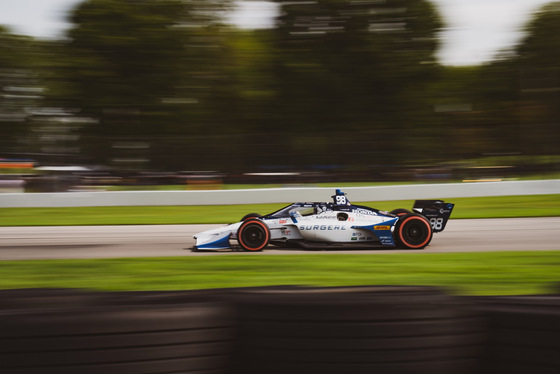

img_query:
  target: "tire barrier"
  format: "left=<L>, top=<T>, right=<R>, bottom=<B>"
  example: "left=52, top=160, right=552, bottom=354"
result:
left=0, top=287, right=558, bottom=374
left=0, top=289, right=235, bottom=374
left=228, top=286, right=486, bottom=374
left=471, top=295, right=560, bottom=374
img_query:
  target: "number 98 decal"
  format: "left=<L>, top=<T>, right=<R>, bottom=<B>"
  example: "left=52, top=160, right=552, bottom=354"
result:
left=335, top=195, right=348, bottom=205
left=429, top=218, right=444, bottom=231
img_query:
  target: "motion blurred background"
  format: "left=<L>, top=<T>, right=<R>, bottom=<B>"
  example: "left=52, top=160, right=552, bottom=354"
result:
left=0, top=0, right=559, bottom=191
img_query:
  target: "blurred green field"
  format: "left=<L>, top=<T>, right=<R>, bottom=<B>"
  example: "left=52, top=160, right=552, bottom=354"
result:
left=1, top=251, right=559, bottom=295
left=1, top=194, right=559, bottom=226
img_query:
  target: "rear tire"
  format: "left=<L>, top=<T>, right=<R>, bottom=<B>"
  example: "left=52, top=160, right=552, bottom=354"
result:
left=390, top=208, right=412, bottom=216
left=394, top=214, right=433, bottom=249
left=237, top=219, right=270, bottom=251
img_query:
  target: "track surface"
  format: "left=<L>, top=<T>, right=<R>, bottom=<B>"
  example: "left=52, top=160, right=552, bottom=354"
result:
left=0, top=218, right=558, bottom=260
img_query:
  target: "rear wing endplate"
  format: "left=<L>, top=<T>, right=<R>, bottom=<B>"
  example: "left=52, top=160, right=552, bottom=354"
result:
left=413, top=200, right=455, bottom=232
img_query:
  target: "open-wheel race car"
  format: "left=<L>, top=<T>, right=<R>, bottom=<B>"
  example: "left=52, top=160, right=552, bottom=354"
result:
left=193, top=189, right=454, bottom=251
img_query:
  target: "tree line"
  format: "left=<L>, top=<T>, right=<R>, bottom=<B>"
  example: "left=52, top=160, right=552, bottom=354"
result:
left=0, top=0, right=558, bottom=176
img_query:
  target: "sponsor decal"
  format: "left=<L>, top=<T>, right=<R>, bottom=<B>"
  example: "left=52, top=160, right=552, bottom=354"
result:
left=316, top=216, right=337, bottom=220
left=430, top=218, right=444, bottom=230
left=351, top=237, right=357, bottom=241
left=374, top=226, right=391, bottom=230
left=354, top=208, right=378, bottom=216
left=279, top=219, right=287, bottom=224
left=299, top=225, right=346, bottom=231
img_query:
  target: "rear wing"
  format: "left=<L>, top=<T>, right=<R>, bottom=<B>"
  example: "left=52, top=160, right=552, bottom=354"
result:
left=412, top=200, right=455, bottom=233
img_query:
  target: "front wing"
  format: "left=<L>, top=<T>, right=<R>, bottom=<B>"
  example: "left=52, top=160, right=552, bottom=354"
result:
left=193, top=223, right=241, bottom=250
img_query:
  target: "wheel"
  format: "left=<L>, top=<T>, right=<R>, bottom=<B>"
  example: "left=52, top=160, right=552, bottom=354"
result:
left=237, top=219, right=270, bottom=251
left=394, top=213, right=433, bottom=249
left=390, top=208, right=412, bottom=216
left=240, top=213, right=263, bottom=221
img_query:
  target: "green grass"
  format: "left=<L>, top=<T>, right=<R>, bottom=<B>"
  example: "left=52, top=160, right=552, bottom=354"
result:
left=1, top=251, right=559, bottom=295
left=1, top=194, right=559, bottom=226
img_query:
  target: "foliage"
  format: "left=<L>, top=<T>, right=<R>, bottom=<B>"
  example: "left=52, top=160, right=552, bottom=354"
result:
left=514, top=1, right=560, bottom=156
left=265, top=0, right=443, bottom=166
left=518, top=2, right=560, bottom=68
left=0, top=27, right=42, bottom=155
left=0, top=0, right=558, bottom=174
left=59, top=0, right=234, bottom=168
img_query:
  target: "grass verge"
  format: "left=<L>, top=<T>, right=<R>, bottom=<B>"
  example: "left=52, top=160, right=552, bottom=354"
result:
left=1, top=251, right=559, bottom=295
left=1, top=194, right=559, bottom=226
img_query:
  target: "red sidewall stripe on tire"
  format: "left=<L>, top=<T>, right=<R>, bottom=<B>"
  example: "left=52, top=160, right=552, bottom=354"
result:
left=238, top=220, right=269, bottom=251
left=398, top=216, right=432, bottom=249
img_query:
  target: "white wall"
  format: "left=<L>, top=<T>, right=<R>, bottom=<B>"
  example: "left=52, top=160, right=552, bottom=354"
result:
left=0, top=180, right=558, bottom=208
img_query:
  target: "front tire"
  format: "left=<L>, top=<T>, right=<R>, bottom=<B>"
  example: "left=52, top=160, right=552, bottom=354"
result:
left=394, top=214, right=433, bottom=249
left=237, top=219, right=270, bottom=251
left=241, top=213, right=263, bottom=221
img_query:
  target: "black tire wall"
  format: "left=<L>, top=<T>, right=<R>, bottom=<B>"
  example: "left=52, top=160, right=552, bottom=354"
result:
left=0, top=289, right=235, bottom=374
left=228, top=286, right=486, bottom=374
left=472, top=295, right=560, bottom=374
left=1, top=287, right=559, bottom=374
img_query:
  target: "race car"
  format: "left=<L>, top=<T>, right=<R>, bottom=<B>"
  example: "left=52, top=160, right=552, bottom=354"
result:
left=193, top=189, right=454, bottom=251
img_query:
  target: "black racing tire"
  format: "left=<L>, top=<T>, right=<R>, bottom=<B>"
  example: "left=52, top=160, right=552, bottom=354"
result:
left=390, top=208, right=413, bottom=216
left=240, top=213, right=263, bottom=221
left=237, top=219, right=270, bottom=251
left=394, top=213, right=433, bottom=249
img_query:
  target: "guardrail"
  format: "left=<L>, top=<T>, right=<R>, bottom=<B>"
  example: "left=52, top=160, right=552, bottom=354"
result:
left=0, top=180, right=558, bottom=208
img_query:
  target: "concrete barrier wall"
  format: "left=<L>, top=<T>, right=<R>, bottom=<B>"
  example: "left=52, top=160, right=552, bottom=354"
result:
left=0, top=180, right=558, bottom=208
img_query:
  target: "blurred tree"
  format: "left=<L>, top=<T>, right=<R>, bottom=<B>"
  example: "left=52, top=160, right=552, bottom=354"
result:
left=515, top=1, right=560, bottom=156
left=0, top=26, right=42, bottom=158
left=60, top=0, right=233, bottom=169
left=47, top=0, right=446, bottom=172
left=261, top=0, right=443, bottom=168
left=422, top=1, right=560, bottom=175
left=518, top=2, right=560, bottom=68
left=472, top=57, right=522, bottom=157
left=4, top=1, right=557, bottom=178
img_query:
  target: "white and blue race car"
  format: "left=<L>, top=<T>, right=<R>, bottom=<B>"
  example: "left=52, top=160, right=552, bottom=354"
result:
left=193, top=189, right=454, bottom=251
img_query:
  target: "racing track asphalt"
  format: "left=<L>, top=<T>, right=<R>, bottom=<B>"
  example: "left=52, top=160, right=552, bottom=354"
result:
left=0, top=217, right=558, bottom=260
